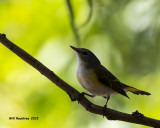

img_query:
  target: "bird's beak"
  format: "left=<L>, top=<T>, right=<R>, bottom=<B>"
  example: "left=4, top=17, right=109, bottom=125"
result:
left=70, top=45, right=81, bottom=53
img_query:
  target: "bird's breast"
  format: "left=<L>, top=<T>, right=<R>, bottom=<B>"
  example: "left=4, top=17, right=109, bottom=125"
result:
left=76, top=66, right=116, bottom=96
left=77, top=67, right=97, bottom=90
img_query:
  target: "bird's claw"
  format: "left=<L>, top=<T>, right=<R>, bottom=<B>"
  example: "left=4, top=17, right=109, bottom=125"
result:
left=77, top=92, right=93, bottom=103
left=103, top=104, right=107, bottom=117
left=77, top=92, right=85, bottom=103
left=68, top=93, right=76, bottom=101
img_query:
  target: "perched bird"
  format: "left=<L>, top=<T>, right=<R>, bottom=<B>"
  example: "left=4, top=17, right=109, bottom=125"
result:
left=71, top=46, right=151, bottom=113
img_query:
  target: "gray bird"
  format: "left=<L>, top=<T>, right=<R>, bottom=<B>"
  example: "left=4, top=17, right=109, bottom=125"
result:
left=71, top=46, right=151, bottom=114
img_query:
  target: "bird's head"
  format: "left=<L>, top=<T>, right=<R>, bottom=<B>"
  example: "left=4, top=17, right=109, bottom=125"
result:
left=70, top=46, right=100, bottom=67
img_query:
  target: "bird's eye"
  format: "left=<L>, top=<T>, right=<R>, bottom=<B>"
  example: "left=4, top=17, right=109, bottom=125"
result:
left=82, top=51, right=88, bottom=55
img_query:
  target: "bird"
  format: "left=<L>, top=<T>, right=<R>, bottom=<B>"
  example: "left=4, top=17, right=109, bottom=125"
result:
left=70, top=46, right=151, bottom=114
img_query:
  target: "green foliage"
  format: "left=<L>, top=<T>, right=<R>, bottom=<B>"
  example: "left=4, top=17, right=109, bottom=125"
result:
left=0, top=0, right=160, bottom=128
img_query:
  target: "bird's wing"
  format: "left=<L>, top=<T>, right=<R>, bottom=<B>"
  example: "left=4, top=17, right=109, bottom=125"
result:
left=95, top=65, right=129, bottom=98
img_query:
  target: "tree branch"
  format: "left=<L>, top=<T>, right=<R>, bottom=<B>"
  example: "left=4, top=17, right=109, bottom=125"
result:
left=0, top=34, right=160, bottom=127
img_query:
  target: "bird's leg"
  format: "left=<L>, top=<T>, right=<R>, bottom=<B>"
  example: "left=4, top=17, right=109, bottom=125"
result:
left=103, top=96, right=110, bottom=117
left=82, top=92, right=94, bottom=97
left=77, top=92, right=94, bottom=103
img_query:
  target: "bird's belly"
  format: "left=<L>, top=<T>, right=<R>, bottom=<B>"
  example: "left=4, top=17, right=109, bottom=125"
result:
left=77, top=69, right=117, bottom=97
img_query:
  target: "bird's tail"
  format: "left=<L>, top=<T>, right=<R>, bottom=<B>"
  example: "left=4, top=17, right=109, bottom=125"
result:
left=122, top=83, right=151, bottom=96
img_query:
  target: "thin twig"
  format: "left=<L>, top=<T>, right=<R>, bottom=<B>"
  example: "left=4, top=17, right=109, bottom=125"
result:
left=79, top=0, right=93, bottom=28
left=0, top=34, right=160, bottom=127
left=66, top=0, right=81, bottom=45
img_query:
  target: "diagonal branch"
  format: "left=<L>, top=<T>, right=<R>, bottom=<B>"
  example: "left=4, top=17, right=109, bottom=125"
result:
left=0, top=33, right=160, bottom=127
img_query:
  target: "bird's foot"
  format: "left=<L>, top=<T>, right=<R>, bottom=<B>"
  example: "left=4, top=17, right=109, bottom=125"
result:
left=77, top=92, right=94, bottom=103
left=68, top=93, right=76, bottom=102
left=103, top=104, right=107, bottom=117
left=102, top=96, right=110, bottom=117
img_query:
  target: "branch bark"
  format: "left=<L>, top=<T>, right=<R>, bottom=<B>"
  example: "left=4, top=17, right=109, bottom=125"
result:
left=0, top=34, right=160, bottom=127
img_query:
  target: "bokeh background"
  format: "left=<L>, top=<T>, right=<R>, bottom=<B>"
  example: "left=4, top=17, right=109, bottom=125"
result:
left=0, top=0, right=160, bottom=128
